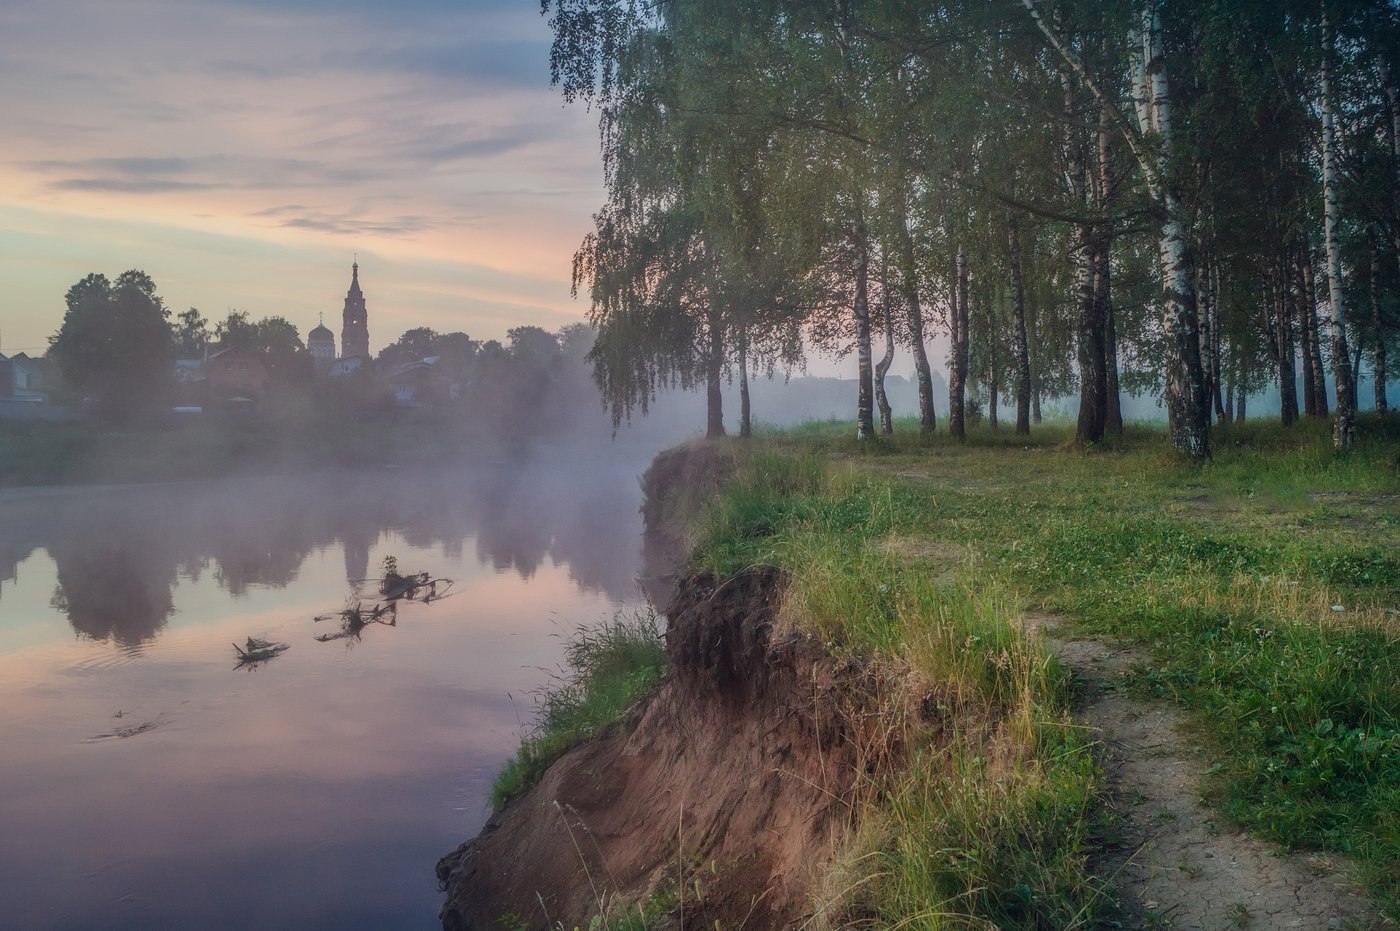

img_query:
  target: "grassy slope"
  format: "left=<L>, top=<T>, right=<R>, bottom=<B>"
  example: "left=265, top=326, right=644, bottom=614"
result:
left=490, top=607, right=668, bottom=811
left=689, top=414, right=1400, bottom=926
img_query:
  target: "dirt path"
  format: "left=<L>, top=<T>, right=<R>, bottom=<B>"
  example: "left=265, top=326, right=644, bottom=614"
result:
left=1025, top=614, right=1386, bottom=930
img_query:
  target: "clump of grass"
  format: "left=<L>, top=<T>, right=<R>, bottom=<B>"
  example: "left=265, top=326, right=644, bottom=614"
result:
left=491, top=606, right=668, bottom=810
left=859, top=727, right=1101, bottom=930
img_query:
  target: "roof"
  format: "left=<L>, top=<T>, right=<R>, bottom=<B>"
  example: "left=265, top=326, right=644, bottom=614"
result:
left=308, top=323, right=334, bottom=339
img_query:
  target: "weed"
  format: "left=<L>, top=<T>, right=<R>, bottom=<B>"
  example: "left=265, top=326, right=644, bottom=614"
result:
left=491, top=606, right=667, bottom=809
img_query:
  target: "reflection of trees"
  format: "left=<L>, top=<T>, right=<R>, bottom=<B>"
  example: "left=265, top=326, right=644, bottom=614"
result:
left=0, top=497, right=49, bottom=597
left=49, top=523, right=176, bottom=646
left=0, top=457, right=648, bottom=647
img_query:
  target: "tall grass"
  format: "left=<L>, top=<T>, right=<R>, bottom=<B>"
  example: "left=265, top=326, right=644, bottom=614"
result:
left=491, top=607, right=667, bottom=810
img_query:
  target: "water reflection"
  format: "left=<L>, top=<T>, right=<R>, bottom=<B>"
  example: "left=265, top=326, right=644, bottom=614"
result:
left=0, top=456, right=655, bottom=930
left=0, top=459, right=647, bottom=648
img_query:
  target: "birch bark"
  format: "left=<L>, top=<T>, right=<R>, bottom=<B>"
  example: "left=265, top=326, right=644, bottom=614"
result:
left=1321, top=2, right=1356, bottom=450
left=1009, top=222, right=1032, bottom=435
left=1020, top=0, right=1209, bottom=457
left=1371, top=232, right=1389, bottom=414
left=737, top=323, right=751, bottom=438
left=898, top=210, right=936, bottom=432
left=853, top=206, right=876, bottom=441
left=705, top=301, right=725, bottom=438
left=949, top=244, right=969, bottom=440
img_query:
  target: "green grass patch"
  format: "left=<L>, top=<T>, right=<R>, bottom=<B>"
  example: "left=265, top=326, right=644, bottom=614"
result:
left=490, top=607, right=668, bottom=810
left=688, top=413, right=1400, bottom=924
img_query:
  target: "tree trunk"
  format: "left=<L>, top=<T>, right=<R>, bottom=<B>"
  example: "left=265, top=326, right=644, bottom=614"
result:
left=1350, top=325, right=1362, bottom=412
left=737, top=323, right=752, bottom=438
left=1298, top=249, right=1320, bottom=417
left=1210, top=257, right=1226, bottom=422
left=899, top=210, right=936, bottom=432
left=949, top=244, right=969, bottom=440
left=705, top=303, right=725, bottom=438
left=1033, top=384, right=1042, bottom=424
left=875, top=262, right=894, bottom=435
left=1009, top=222, right=1031, bottom=435
left=1302, top=256, right=1329, bottom=417
left=1075, top=223, right=1106, bottom=444
left=853, top=207, right=876, bottom=441
left=1143, top=5, right=1210, bottom=459
left=987, top=318, right=999, bottom=432
left=1372, top=232, right=1389, bottom=414
left=1384, top=62, right=1400, bottom=287
left=1276, top=270, right=1299, bottom=425
left=1105, top=292, right=1123, bottom=435
left=1197, top=254, right=1214, bottom=420
left=1225, top=362, right=1236, bottom=423
left=1321, top=3, right=1355, bottom=450
left=1097, top=104, right=1123, bottom=437
left=1021, top=0, right=1206, bottom=456
left=1238, top=387, right=1247, bottom=422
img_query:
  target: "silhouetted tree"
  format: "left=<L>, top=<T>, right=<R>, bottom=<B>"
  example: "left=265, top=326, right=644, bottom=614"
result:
left=48, top=270, right=175, bottom=419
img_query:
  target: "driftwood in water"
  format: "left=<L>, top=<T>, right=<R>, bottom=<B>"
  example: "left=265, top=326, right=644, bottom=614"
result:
left=232, top=636, right=290, bottom=668
left=314, top=601, right=399, bottom=643
left=378, top=571, right=450, bottom=603
left=316, top=560, right=455, bottom=644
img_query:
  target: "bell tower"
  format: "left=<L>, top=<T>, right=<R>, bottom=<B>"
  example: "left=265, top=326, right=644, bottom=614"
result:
left=340, top=260, right=369, bottom=359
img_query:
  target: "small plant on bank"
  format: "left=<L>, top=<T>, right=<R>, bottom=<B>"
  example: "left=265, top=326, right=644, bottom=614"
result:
left=491, top=606, right=667, bottom=809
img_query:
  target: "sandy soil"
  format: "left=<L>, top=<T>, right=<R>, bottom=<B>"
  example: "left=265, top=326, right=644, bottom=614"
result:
left=436, top=570, right=901, bottom=931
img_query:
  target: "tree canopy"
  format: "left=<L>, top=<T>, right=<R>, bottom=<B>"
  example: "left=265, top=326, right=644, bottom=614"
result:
left=546, top=0, right=1400, bottom=455
left=48, top=270, right=176, bottom=419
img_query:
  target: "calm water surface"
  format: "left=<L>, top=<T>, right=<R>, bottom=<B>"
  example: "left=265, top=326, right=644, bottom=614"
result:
left=0, top=457, right=652, bottom=929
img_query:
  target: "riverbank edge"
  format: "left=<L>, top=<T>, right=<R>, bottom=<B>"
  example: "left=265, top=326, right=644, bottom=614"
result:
left=436, top=440, right=877, bottom=928
left=435, top=437, right=1103, bottom=929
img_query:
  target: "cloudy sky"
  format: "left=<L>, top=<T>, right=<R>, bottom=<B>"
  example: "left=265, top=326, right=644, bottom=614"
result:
left=0, top=0, right=604, bottom=357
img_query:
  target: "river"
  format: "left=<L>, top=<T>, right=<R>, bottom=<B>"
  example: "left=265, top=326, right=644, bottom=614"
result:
left=0, top=457, right=653, bottom=929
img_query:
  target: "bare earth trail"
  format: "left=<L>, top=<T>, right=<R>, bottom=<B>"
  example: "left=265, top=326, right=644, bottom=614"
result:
left=1024, top=613, right=1386, bottom=930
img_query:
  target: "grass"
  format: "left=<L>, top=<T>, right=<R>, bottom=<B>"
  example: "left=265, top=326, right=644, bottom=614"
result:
left=490, top=606, right=668, bottom=810
left=684, top=412, right=1400, bottom=926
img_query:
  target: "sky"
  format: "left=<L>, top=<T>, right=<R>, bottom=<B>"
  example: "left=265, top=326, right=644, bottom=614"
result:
left=0, top=0, right=606, bottom=358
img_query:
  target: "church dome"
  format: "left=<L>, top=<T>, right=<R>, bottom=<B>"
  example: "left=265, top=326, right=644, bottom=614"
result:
left=309, top=322, right=334, bottom=340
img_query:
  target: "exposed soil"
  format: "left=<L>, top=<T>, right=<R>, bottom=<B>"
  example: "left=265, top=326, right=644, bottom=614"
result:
left=436, top=569, right=902, bottom=930
left=639, top=440, right=737, bottom=579
left=1025, top=613, right=1386, bottom=930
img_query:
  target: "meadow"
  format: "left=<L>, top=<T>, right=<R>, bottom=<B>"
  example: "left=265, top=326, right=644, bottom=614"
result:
left=507, top=414, right=1400, bottom=927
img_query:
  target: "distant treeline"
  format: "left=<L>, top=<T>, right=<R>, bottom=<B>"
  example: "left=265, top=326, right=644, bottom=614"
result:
left=543, top=0, right=1400, bottom=456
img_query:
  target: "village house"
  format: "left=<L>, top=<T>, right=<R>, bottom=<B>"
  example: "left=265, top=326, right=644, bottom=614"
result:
left=204, top=346, right=269, bottom=408
left=0, top=352, right=64, bottom=420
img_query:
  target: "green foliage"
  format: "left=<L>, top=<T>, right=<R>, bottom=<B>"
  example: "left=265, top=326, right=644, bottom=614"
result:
left=48, top=270, right=175, bottom=419
left=490, top=607, right=668, bottom=810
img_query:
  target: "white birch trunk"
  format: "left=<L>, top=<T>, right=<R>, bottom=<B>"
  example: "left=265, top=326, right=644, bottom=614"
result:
left=1321, top=3, right=1356, bottom=450
left=1021, top=0, right=1209, bottom=457
left=1143, top=2, right=1210, bottom=458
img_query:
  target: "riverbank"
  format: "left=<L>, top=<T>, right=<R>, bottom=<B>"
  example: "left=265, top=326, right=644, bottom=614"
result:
left=441, top=416, right=1400, bottom=928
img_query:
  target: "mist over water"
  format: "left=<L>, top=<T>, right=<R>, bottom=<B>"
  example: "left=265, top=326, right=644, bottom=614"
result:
left=0, top=455, right=655, bottom=929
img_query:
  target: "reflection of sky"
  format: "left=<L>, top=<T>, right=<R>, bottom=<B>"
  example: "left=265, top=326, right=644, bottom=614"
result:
left=0, top=467, right=648, bottom=929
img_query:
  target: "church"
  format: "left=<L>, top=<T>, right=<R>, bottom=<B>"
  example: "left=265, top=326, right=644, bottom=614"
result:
left=308, top=261, right=370, bottom=375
